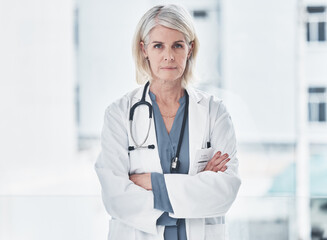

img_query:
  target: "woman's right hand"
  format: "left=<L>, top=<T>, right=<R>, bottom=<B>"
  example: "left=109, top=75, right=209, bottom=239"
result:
left=203, top=151, right=230, bottom=172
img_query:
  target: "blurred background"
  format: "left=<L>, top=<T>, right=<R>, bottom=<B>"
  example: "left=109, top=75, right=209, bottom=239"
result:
left=1, top=0, right=327, bottom=239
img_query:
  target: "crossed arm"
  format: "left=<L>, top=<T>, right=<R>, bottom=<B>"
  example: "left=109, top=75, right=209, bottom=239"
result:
left=129, top=150, right=230, bottom=190
left=96, top=100, right=240, bottom=233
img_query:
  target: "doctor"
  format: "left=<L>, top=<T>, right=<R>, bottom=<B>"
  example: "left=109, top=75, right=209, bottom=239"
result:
left=95, top=4, right=241, bottom=240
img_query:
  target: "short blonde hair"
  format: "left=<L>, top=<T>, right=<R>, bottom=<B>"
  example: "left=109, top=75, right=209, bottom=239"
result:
left=132, top=4, right=199, bottom=86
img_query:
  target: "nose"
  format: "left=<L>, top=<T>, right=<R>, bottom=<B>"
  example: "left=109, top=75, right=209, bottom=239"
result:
left=164, top=48, right=174, bottom=61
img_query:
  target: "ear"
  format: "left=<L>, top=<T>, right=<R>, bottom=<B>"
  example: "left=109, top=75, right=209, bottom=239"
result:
left=188, top=41, right=195, bottom=59
left=140, top=41, right=148, bottom=58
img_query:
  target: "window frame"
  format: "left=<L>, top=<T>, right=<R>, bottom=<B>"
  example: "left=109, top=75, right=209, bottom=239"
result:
left=306, top=6, right=327, bottom=42
left=308, top=86, right=327, bottom=122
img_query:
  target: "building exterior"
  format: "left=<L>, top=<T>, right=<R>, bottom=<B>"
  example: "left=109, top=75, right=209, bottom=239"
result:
left=304, top=1, right=327, bottom=238
left=219, top=0, right=327, bottom=239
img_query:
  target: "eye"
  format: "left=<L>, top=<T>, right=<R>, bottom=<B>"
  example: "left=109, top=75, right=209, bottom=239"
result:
left=154, top=44, right=162, bottom=49
left=174, top=44, right=183, bottom=49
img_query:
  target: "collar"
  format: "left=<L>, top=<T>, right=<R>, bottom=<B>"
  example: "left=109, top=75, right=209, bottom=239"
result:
left=132, top=82, right=203, bottom=104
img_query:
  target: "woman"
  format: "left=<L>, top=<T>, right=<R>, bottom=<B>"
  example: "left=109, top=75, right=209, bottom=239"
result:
left=95, top=4, right=241, bottom=240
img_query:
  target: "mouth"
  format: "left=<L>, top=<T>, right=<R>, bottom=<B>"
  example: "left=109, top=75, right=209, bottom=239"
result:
left=161, top=67, right=177, bottom=70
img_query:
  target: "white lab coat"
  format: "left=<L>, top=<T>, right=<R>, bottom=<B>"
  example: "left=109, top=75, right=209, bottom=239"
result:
left=95, top=84, right=241, bottom=240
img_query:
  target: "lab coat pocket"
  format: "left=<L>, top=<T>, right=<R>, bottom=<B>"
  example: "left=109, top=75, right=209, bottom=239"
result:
left=204, top=218, right=225, bottom=240
left=194, top=147, right=214, bottom=173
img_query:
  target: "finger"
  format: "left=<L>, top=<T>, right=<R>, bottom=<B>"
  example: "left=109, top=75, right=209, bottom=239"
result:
left=203, top=163, right=211, bottom=171
left=204, top=160, right=215, bottom=171
left=213, top=153, right=229, bottom=166
left=212, top=164, right=228, bottom=173
left=210, top=151, right=221, bottom=162
left=204, top=151, right=222, bottom=171
left=129, top=174, right=141, bottom=183
left=204, top=150, right=225, bottom=171
left=212, top=158, right=229, bottom=172
left=212, top=166, right=218, bottom=172
left=216, top=158, right=230, bottom=170
left=129, top=175, right=136, bottom=183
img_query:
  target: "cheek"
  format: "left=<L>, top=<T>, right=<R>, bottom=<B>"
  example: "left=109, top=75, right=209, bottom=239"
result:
left=148, top=54, right=161, bottom=64
left=177, top=56, right=188, bottom=68
left=177, top=51, right=188, bottom=63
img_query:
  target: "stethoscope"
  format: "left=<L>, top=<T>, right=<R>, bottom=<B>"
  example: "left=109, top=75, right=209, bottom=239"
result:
left=128, top=81, right=189, bottom=172
left=128, top=81, right=155, bottom=151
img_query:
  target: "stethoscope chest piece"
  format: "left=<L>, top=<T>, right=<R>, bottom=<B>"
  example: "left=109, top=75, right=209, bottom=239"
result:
left=171, top=157, right=180, bottom=172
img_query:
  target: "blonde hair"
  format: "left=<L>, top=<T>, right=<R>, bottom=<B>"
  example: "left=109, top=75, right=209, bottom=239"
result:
left=132, top=4, right=199, bottom=86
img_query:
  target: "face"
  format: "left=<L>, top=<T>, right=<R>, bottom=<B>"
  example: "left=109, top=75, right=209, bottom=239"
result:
left=141, top=25, right=194, bottom=83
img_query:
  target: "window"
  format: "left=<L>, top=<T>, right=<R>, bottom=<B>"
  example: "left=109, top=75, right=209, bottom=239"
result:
left=306, top=6, right=327, bottom=42
left=308, top=87, right=327, bottom=122
left=193, top=10, right=208, bottom=19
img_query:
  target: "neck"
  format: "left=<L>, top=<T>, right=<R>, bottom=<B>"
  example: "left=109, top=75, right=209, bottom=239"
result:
left=149, top=79, right=184, bottom=105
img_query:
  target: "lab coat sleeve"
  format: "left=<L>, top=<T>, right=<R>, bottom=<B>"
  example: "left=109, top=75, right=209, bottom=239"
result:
left=95, top=102, right=162, bottom=234
left=164, top=101, right=241, bottom=219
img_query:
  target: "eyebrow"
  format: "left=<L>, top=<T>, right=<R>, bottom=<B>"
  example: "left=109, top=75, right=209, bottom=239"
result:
left=151, top=40, right=185, bottom=44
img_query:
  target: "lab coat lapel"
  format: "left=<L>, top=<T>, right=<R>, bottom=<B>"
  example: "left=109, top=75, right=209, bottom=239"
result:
left=130, top=85, right=162, bottom=173
left=187, top=87, right=207, bottom=175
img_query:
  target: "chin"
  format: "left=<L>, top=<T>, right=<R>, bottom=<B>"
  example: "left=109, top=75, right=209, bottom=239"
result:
left=157, top=75, right=183, bottom=83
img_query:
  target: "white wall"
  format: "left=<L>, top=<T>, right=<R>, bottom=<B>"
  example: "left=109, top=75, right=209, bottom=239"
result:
left=0, top=1, right=108, bottom=239
left=303, top=0, right=327, bottom=5
left=306, top=45, right=327, bottom=85
left=77, top=0, right=151, bottom=137
left=0, top=0, right=76, bottom=193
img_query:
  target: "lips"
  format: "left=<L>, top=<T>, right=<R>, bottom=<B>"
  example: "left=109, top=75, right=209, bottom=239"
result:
left=161, top=67, right=177, bottom=69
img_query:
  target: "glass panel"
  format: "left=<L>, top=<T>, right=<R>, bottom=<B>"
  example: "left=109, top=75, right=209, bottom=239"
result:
left=311, top=198, right=327, bottom=240
left=307, top=6, right=326, bottom=14
left=307, top=22, right=310, bottom=41
left=319, top=103, right=326, bottom=121
left=193, top=10, right=208, bottom=19
left=227, top=196, right=296, bottom=240
left=308, top=87, right=326, bottom=94
left=318, top=22, right=326, bottom=41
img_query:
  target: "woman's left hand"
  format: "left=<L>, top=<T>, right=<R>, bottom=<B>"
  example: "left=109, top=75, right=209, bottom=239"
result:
left=129, top=173, right=152, bottom=190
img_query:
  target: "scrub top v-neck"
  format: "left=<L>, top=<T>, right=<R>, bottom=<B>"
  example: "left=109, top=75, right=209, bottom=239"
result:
left=149, top=90, right=189, bottom=240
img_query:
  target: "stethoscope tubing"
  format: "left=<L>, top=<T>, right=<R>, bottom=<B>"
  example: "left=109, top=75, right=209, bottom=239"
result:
left=129, top=118, right=152, bottom=149
left=128, top=81, right=190, bottom=174
left=129, top=81, right=153, bottom=151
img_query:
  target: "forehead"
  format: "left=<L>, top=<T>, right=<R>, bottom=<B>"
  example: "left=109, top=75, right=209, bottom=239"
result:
left=148, top=25, right=185, bottom=42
